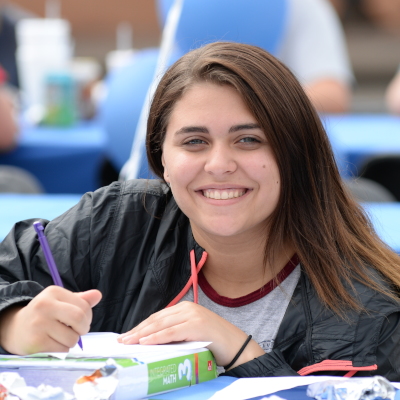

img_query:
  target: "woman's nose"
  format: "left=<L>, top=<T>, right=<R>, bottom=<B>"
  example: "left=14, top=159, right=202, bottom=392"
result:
left=204, top=145, right=237, bottom=175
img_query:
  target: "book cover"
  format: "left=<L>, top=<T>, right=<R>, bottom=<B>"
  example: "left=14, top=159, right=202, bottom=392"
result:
left=0, top=333, right=218, bottom=399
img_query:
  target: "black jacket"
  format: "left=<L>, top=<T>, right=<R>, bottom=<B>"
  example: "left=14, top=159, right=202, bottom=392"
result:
left=1, top=180, right=399, bottom=379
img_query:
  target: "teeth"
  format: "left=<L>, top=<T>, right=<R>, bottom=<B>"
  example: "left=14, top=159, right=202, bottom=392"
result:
left=203, top=189, right=246, bottom=200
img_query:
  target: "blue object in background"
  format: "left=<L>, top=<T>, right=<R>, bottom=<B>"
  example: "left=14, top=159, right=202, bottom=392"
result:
left=99, top=49, right=157, bottom=174
left=0, top=194, right=82, bottom=242
left=157, top=0, right=288, bottom=55
left=322, top=114, right=400, bottom=179
left=0, top=120, right=107, bottom=194
left=362, top=202, right=400, bottom=254
left=99, top=48, right=180, bottom=176
left=249, top=385, right=309, bottom=400
left=149, top=376, right=237, bottom=399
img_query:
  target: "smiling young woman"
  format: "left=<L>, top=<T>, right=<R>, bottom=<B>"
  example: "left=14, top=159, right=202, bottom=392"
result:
left=0, top=42, right=399, bottom=379
left=162, top=83, right=281, bottom=250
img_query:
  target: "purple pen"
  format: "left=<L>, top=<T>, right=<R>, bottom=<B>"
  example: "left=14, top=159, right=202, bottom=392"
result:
left=33, top=221, right=83, bottom=350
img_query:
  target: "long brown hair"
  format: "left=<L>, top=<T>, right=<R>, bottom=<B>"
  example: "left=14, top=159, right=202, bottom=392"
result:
left=146, top=41, right=400, bottom=315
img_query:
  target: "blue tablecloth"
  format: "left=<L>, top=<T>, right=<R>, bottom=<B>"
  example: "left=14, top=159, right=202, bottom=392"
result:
left=149, top=377, right=308, bottom=400
left=0, top=194, right=82, bottom=241
left=323, top=114, right=400, bottom=178
left=362, top=202, right=400, bottom=253
left=0, top=120, right=107, bottom=194
left=153, top=380, right=400, bottom=400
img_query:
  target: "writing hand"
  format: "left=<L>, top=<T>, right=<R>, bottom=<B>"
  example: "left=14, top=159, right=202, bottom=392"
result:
left=0, top=286, right=102, bottom=355
left=118, top=301, right=264, bottom=369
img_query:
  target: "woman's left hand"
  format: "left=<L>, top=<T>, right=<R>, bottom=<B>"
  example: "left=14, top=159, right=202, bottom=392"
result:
left=117, top=301, right=264, bottom=368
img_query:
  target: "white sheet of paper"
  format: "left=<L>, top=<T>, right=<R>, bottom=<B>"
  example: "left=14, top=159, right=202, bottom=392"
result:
left=42, top=332, right=211, bottom=360
left=208, top=376, right=350, bottom=400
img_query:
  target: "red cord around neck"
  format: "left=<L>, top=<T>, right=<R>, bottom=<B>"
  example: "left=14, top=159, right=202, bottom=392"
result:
left=166, top=249, right=208, bottom=307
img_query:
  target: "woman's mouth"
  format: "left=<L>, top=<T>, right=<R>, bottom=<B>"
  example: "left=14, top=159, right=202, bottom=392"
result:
left=202, top=188, right=247, bottom=200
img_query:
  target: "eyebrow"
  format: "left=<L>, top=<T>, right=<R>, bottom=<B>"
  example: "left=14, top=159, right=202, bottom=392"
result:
left=175, top=126, right=208, bottom=135
left=175, top=123, right=261, bottom=135
left=229, top=123, right=261, bottom=133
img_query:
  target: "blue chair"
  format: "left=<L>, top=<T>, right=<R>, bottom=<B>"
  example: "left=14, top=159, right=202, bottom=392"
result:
left=100, top=47, right=181, bottom=178
left=99, top=49, right=158, bottom=171
left=100, top=0, right=288, bottom=178
left=157, top=0, right=288, bottom=55
left=99, top=49, right=161, bottom=176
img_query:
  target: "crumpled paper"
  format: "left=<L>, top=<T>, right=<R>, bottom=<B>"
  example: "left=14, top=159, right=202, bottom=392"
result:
left=307, top=376, right=396, bottom=400
left=0, top=372, right=73, bottom=400
left=73, top=359, right=119, bottom=400
left=12, top=384, right=73, bottom=400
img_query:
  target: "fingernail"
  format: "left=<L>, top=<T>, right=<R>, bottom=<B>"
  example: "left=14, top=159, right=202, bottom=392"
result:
left=139, top=336, right=150, bottom=344
left=122, top=335, right=134, bottom=344
left=139, top=336, right=149, bottom=344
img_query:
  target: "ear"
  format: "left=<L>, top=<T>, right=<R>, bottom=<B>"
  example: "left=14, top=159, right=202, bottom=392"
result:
left=162, top=155, right=170, bottom=183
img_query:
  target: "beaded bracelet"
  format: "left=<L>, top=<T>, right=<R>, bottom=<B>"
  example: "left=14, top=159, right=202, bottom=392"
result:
left=224, top=334, right=253, bottom=370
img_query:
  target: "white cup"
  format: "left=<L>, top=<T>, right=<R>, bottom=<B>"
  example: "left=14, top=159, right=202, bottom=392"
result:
left=16, top=18, right=73, bottom=114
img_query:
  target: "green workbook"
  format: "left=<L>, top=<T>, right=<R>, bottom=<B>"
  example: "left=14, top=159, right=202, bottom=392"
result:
left=0, top=332, right=218, bottom=399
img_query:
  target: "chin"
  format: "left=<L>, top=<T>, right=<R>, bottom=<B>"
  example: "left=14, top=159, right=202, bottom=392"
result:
left=198, top=221, right=249, bottom=238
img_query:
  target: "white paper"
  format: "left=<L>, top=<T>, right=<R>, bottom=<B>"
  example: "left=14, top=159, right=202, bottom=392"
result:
left=41, top=332, right=211, bottom=360
left=208, top=376, right=350, bottom=400
left=392, top=382, right=400, bottom=389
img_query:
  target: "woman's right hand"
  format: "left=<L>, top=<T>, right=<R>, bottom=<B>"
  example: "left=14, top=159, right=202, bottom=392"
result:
left=0, top=286, right=102, bottom=355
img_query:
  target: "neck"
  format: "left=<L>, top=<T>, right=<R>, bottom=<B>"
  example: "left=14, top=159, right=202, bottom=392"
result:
left=191, top=224, right=294, bottom=298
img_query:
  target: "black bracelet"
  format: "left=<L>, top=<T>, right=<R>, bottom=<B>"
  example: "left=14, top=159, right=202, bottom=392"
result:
left=224, top=334, right=253, bottom=370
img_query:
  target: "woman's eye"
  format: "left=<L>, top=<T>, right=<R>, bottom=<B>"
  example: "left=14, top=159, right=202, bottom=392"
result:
left=184, top=138, right=206, bottom=145
left=239, top=137, right=261, bottom=143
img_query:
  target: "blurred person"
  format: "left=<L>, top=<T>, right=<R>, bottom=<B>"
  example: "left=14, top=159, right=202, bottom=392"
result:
left=0, top=65, right=43, bottom=193
left=157, top=0, right=353, bottom=113
left=0, top=66, right=17, bottom=149
left=386, top=67, right=400, bottom=114
left=0, top=3, right=43, bottom=193
left=277, top=0, right=353, bottom=113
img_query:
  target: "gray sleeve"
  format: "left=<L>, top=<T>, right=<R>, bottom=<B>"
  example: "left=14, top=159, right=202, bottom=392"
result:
left=277, top=0, right=354, bottom=85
